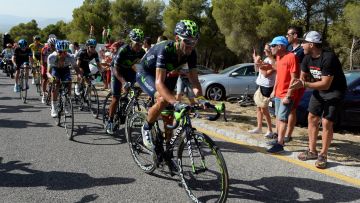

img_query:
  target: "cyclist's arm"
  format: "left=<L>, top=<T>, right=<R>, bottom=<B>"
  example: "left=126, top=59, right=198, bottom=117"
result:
left=156, top=68, right=176, bottom=104
left=47, top=66, right=53, bottom=79
left=188, top=68, right=204, bottom=98
left=113, top=65, right=128, bottom=84
left=95, top=61, right=102, bottom=73
left=12, top=55, right=16, bottom=66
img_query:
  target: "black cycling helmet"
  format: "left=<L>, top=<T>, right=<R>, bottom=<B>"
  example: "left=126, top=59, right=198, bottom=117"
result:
left=18, top=39, right=28, bottom=49
left=4, top=33, right=10, bottom=38
left=174, top=20, right=201, bottom=38
left=33, top=36, right=41, bottom=41
left=85, top=39, right=97, bottom=46
left=129, top=29, right=145, bottom=41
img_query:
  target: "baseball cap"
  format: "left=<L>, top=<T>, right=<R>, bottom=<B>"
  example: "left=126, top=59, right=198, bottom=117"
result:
left=105, top=44, right=111, bottom=47
left=298, top=31, right=322, bottom=43
left=269, top=36, right=289, bottom=47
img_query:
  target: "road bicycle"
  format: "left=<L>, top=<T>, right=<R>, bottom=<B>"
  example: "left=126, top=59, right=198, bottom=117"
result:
left=102, top=84, right=148, bottom=135
left=52, top=80, right=75, bottom=140
left=74, top=73, right=100, bottom=118
left=33, top=62, right=42, bottom=96
left=127, top=102, right=229, bottom=202
left=43, top=80, right=53, bottom=105
left=18, top=66, right=27, bottom=103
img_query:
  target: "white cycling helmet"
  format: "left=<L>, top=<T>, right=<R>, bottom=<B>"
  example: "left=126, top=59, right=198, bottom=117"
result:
left=47, top=38, right=57, bottom=45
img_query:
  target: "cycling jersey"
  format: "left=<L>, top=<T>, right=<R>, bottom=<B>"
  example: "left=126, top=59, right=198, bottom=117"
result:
left=14, top=46, right=32, bottom=64
left=47, top=52, right=77, bottom=82
left=77, top=49, right=100, bottom=74
left=41, top=46, right=54, bottom=64
left=140, top=40, right=197, bottom=75
left=111, top=44, right=145, bottom=96
left=30, top=43, right=45, bottom=66
left=114, top=44, right=146, bottom=69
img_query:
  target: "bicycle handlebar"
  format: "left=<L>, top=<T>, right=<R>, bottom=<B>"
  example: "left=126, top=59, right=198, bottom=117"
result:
left=166, top=102, right=227, bottom=130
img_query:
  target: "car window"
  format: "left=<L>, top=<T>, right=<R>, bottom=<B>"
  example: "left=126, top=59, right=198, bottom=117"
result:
left=345, top=72, right=360, bottom=85
left=235, top=66, right=256, bottom=76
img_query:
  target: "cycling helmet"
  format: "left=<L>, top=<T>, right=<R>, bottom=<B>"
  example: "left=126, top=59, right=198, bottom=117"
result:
left=47, top=38, right=57, bottom=45
left=174, top=20, right=201, bottom=38
left=18, top=39, right=28, bottom=49
left=4, top=33, right=10, bottom=38
left=55, top=41, right=69, bottom=51
left=129, top=29, right=145, bottom=41
left=33, top=36, right=41, bottom=41
left=85, top=39, right=97, bottom=46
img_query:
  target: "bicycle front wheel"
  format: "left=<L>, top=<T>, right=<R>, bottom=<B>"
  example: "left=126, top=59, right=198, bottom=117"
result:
left=177, top=131, right=229, bottom=203
left=124, top=100, right=148, bottom=137
left=88, top=85, right=99, bottom=118
left=126, top=111, right=156, bottom=173
left=63, top=95, right=74, bottom=140
left=102, top=92, right=112, bottom=130
left=20, top=72, right=27, bottom=103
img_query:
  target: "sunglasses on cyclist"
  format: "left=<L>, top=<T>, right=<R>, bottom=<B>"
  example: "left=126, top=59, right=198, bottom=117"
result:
left=89, top=46, right=96, bottom=48
left=179, top=36, right=198, bottom=45
left=34, top=40, right=40, bottom=43
left=132, top=40, right=144, bottom=46
left=57, top=51, right=67, bottom=55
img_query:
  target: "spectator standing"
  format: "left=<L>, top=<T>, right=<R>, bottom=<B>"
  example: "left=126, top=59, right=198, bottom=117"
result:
left=99, top=44, right=112, bottom=91
left=249, top=42, right=277, bottom=138
left=176, top=63, right=196, bottom=106
left=73, top=42, right=81, bottom=58
left=102, top=26, right=106, bottom=43
left=143, top=37, right=152, bottom=51
left=257, top=36, right=300, bottom=154
left=90, top=23, right=94, bottom=39
left=290, top=31, right=347, bottom=169
left=284, top=25, right=306, bottom=142
left=107, top=25, right=111, bottom=44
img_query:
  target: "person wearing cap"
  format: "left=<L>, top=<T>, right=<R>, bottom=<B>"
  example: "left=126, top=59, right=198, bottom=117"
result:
left=257, top=36, right=300, bottom=154
left=289, top=31, right=347, bottom=169
left=99, top=44, right=112, bottom=91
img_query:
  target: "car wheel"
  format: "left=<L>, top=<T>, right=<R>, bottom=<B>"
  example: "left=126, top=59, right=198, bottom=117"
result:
left=206, top=84, right=225, bottom=101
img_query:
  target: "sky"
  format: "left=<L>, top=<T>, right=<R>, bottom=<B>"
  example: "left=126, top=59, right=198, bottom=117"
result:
left=2, top=0, right=170, bottom=19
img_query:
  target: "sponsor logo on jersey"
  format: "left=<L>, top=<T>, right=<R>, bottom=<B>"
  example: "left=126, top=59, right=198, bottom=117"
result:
left=147, top=55, right=155, bottom=61
left=158, top=55, right=164, bottom=59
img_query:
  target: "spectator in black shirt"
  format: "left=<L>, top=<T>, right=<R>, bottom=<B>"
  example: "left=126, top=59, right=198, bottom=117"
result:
left=290, top=31, right=347, bottom=169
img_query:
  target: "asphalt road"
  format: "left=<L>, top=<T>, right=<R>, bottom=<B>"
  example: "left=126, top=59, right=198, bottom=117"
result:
left=1, top=72, right=360, bottom=203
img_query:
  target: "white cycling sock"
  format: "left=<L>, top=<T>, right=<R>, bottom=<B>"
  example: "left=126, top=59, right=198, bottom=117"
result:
left=51, top=101, right=57, bottom=109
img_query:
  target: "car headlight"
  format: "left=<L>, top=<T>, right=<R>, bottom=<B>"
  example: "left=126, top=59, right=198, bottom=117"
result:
left=199, top=79, right=205, bottom=84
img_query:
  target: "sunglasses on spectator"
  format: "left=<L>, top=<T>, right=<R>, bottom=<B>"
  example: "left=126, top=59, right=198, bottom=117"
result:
left=57, top=51, right=67, bottom=55
left=270, top=44, right=277, bottom=48
left=132, top=40, right=144, bottom=46
left=286, top=33, right=295, bottom=36
left=179, top=36, right=198, bottom=45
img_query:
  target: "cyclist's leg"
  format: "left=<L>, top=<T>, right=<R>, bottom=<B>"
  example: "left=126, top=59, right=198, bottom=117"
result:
left=162, top=75, right=178, bottom=144
left=75, top=68, right=84, bottom=95
left=62, top=69, right=72, bottom=96
left=41, top=64, right=48, bottom=93
left=109, top=69, right=122, bottom=121
left=14, top=64, right=21, bottom=84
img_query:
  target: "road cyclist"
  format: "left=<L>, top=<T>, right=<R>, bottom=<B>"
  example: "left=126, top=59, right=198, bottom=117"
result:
left=105, top=28, right=146, bottom=135
left=29, top=36, right=45, bottom=85
left=12, top=39, right=33, bottom=93
left=40, top=38, right=57, bottom=103
left=47, top=41, right=82, bottom=118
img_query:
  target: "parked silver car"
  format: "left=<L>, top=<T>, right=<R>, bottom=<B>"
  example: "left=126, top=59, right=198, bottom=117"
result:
left=198, top=63, right=257, bottom=101
left=196, top=65, right=216, bottom=75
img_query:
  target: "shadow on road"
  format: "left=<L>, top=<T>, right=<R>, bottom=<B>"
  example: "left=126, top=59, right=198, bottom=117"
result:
left=228, top=176, right=360, bottom=202
left=0, top=118, right=52, bottom=128
left=0, top=157, right=135, bottom=190
left=0, top=105, right=43, bottom=114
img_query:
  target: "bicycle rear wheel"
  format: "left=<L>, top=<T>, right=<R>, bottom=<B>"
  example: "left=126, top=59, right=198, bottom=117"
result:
left=88, top=85, right=99, bottom=118
left=45, top=82, right=52, bottom=105
left=126, top=111, right=156, bottom=173
left=20, top=72, right=27, bottom=103
left=177, top=131, right=229, bottom=203
left=63, top=95, right=74, bottom=140
left=102, top=92, right=112, bottom=130
left=54, top=98, right=61, bottom=126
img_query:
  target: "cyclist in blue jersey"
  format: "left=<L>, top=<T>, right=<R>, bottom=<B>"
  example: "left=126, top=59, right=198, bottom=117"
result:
left=135, top=20, right=209, bottom=172
left=106, top=29, right=146, bottom=134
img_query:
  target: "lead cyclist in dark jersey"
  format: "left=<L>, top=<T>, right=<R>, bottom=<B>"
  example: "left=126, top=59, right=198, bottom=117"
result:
left=106, top=29, right=146, bottom=134
left=136, top=20, right=209, bottom=150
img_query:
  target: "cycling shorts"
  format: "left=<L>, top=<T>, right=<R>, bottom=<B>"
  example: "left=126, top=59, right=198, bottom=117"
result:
left=52, top=67, right=72, bottom=82
left=79, top=65, right=91, bottom=74
left=111, top=66, right=137, bottom=96
left=14, top=63, right=31, bottom=70
left=33, top=54, right=42, bottom=66
left=136, top=64, right=172, bottom=99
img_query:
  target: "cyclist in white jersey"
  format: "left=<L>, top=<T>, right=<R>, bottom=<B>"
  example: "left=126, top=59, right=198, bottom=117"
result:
left=47, top=41, right=82, bottom=117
